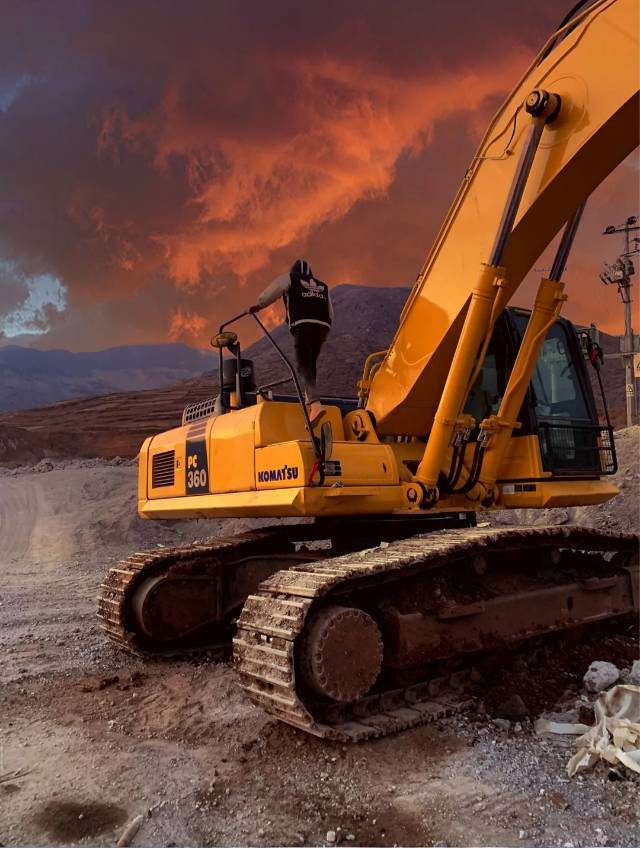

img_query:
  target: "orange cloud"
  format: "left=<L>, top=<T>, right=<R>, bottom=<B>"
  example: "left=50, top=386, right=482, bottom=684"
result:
left=258, top=300, right=285, bottom=331
left=9, top=0, right=633, bottom=352
left=168, top=307, right=208, bottom=341
left=100, top=50, right=530, bottom=290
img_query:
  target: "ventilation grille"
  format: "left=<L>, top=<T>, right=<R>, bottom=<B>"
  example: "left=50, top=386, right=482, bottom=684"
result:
left=152, top=450, right=175, bottom=488
left=182, top=397, right=216, bottom=425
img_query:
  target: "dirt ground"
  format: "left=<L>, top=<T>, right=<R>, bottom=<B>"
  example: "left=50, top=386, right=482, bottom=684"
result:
left=1, top=430, right=639, bottom=847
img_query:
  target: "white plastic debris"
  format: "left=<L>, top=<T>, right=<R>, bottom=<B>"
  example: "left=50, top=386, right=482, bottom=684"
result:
left=535, top=718, right=591, bottom=736
left=536, top=685, right=640, bottom=776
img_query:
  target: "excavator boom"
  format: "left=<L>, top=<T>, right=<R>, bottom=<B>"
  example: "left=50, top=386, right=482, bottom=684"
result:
left=367, top=0, right=639, bottom=437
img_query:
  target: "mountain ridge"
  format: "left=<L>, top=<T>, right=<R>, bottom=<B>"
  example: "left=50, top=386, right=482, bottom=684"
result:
left=0, top=285, right=409, bottom=457
left=0, top=342, right=216, bottom=411
left=0, top=284, right=635, bottom=461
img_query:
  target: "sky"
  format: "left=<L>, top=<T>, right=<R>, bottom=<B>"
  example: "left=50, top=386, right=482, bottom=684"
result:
left=0, top=0, right=638, bottom=352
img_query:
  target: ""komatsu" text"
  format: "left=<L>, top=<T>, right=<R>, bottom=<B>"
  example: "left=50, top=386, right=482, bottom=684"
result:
left=257, top=465, right=300, bottom=483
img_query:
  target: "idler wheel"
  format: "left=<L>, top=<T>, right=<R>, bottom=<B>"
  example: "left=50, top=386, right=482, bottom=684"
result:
left=300, top=605, right=383, bottom=702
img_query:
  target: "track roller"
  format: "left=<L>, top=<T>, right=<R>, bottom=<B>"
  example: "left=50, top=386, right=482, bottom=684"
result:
left=300, top=605, right=383, bottom=702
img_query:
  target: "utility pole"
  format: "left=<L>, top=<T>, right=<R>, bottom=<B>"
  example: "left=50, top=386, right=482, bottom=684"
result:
left=600, top=215, right=640, bottom=427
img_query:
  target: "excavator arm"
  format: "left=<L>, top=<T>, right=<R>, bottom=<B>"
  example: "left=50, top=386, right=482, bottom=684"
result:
left=366, top=0, right=639, bottom=491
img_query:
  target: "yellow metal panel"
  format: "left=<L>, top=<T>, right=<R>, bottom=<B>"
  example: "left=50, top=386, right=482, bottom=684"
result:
left=255, top=441, right=398, bottom=491
left=499, top=479, right=618, bottom=509
left=328, top=442, right=398, bottom=485
left=498, top=435, right=546, bottom=481
left=140, top=488, right=305, bottom=519
left=209, top=406, right=256, bottom=493
left=255, top=401, right=344, bottom=446
left=255, top=442, right=309, bottom=488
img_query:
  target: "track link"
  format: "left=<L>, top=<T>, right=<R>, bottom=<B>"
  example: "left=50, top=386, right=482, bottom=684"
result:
left=96, top=516, right=477, bottom=659
left=97, top=527, right=308, bottom=657
left=234, top=525, right=638, bottom=742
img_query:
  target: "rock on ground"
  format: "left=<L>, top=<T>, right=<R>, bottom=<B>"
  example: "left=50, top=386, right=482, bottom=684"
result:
left=583, top=661, right=620, bottom=694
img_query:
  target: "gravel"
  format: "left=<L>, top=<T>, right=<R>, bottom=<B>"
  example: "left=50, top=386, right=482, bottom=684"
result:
left=1, top=429, right=638, bottom=846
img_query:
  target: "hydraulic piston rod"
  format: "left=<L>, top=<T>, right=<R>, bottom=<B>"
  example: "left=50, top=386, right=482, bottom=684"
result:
left=489, top=91, right=560, bottom=266
left=477, top=202, right=587, bottom=492
left=414, top=90, right=561, bottom=499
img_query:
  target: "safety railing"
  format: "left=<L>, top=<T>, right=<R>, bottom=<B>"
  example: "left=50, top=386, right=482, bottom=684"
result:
left=212, top=310, right=323, bottom=460
left=537, top=421, right=617, bottom=476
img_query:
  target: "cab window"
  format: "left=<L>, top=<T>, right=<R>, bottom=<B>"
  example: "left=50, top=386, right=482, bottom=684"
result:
left=527, top=323, right=591, bottom=422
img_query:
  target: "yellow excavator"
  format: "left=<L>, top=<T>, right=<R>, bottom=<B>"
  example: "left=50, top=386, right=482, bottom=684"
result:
left=99, top=0, right=639, bottom=741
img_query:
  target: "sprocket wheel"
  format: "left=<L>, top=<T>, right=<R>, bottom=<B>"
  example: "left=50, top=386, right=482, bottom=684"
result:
left=300, top=605, right=383, bottom=702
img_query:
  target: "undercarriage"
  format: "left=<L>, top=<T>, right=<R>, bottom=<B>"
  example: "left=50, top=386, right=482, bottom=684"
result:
left=98, top=521, right=638, bottom=741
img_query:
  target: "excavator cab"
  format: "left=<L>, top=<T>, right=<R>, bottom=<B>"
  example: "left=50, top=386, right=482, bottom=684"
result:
left=466, top=309, right=615, bottom=480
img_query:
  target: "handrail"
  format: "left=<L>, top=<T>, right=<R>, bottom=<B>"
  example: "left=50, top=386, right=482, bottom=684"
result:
left=250, top=313, right=323, bottom=459
left=256, top=376, right=294, bottom=395
left=219, top=310, right=250, bottom=333
left=357, top=349, right=388, bottom=408
left=216, top=310, right=323, bottom=460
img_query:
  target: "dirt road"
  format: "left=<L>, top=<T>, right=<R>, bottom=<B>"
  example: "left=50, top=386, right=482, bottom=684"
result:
left=1, top=438, right=639, bottom=847
left=0, top=476, right=43, bottom=563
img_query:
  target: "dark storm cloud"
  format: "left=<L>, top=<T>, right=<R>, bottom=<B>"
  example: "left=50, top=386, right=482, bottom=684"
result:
left=3, top=0, right=629, bottom=349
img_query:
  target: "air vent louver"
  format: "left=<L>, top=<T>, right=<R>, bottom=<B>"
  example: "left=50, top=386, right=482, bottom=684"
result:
left=152, top=450, right=175, bottom=488
left=182, top=397, right=216, bottom=425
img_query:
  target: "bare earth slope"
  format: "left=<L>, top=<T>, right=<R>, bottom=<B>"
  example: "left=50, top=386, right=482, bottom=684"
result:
left=0, top=429, right=637, bottom=846
left=0, top=283, right=634, bottom=461
left=0, top=423, right=48, bottom=465
left=0, top=343, right=215, bottom=412
left=0, top=286, right=410, bottom=459
left=0, top=373, right=216, bottom=459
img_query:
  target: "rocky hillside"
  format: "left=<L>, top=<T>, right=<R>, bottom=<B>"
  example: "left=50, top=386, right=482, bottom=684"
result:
left=0, top=343, right=215, bottom=411
left=0, top=286, right=409, bottom=459
left=589, top=331, right=638, bottom=430
left=247, top=284, right=409, bottom=395
left=0, top=284, right=635, bottom=460
left=0, top=423, right=48, bottom=466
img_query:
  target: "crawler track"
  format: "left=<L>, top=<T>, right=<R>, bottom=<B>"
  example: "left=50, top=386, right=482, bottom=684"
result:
left=234, top=525, right=638, bottom=742
left=97, top=527, right=321, bottom=658
left=98, top=523, right=638, bottom=742
left=97, top=516, right=472, bottom=658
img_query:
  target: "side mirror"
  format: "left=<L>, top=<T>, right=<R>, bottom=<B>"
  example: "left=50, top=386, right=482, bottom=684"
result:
left=211, top=331, right=238, bottom=349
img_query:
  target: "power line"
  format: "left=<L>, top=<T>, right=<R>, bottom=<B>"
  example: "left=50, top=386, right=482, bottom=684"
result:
left=600, top=215, right=639, bottom=427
